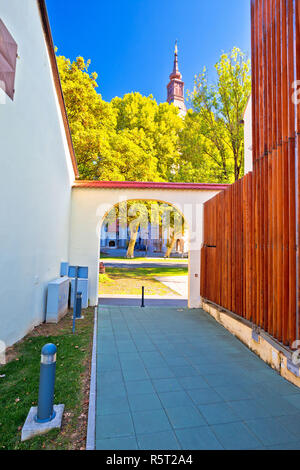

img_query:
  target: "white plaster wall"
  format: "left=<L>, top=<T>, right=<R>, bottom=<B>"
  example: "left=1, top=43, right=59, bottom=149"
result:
left=0, top=0, right=75, bottom=346
left=69, top=188, right=221, bottom=309
left=244, top=96, right=253, bottom=175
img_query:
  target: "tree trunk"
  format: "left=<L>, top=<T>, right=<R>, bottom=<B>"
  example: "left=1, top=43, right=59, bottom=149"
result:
left=164, top=232, right=177, bottom=259
left=126, top=221, right=140, bottom=258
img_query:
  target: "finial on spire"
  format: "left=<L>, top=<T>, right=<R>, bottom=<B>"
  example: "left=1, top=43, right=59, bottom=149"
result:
left=172, top=40, right=180, bottom=78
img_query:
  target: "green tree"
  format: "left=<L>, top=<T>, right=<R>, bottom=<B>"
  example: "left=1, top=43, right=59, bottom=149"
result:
left=57, top=55, right=117, bottom=180
left=177, top=111, right=230, bottom=183
left=57, top=55, right=183, bottom=182
left=184, top=47, right=251, bottom=182
left=111, top=93, right=183, bottom=182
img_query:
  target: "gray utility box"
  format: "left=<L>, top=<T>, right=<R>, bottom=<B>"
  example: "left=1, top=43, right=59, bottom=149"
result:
left=46, top=276, right=70, bottom=323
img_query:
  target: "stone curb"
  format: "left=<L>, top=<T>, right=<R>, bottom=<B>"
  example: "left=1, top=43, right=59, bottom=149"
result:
left=86, top=306, right=97, bottom=450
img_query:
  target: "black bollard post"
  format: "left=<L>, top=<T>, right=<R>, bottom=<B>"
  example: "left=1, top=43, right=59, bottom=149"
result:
left=141, top=286, right=145, bottom=308
left=75, top=292, right=82, bottom=319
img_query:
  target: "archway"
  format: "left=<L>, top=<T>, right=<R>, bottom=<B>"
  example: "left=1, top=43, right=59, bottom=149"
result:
left=98, top=199, right=189, bottom=304
left=69, top=180, right=228, bottom=308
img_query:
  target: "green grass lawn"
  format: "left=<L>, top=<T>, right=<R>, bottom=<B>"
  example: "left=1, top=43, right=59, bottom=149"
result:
left=99, top=266, right=188, bottom=296
left=0, top=308, right=94, bottom=450
left=107, top=266, right=188, bottom=277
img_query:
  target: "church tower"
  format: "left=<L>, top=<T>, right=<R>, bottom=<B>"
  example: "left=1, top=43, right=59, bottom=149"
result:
left=167, top=41, right=186, bottom=116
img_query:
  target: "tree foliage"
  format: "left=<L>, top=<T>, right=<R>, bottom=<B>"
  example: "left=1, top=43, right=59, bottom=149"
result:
left=57, top=48, right=250, bottom=184
left=184, top=47, right=251, bottom=182
left=57, top=55, right=183, bottom=181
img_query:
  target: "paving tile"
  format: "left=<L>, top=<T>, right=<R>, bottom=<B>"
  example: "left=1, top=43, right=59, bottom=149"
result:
left=142, top=358, right=167, bottom=368
left=152, top=378, right=183, bottom=393
left=213, top=384, right=254, bottom=401
left=97, top=395, right=130, bottom=416
left=260, top=377, right=300, bottom=395
left=158, top=345, right=178, bottom=354
left=171, top=366, right=198, bottom=378
left=187, top=388, right=223, bottom=405
left=165, top=406, right=206, bottom=429
left=158, top=391, right=194, bottom=408
left=97, top=357, right=121, bottom=370
left=227, top=399, right=271, bottom=420
left=178, top=376, right=210, bottom=390
left=146, top=367, right=175, bottom=379
left=204, top=373, right=242, bottom=388
left=116, top=342, right=137, bottom=353
left=128, top=393, right=162, bottom=412
left=212, top=422, right=262, bottom=450
left=137, top=431, right=181, bottom=450
left=198, top=402, right=240, bottom=425
left=135, top=343, right=157, bottom=352
left=192, top=359, right=222, bottom=371
left=123, top=367, right=149, bottom=381
left=266, top=441, right=300, bottom=450
left=98, top=370, right=123, bottom=385
left=140, top=351, right=165, bottom=362
left=176, top=426, right=223, bottom=450
left=255, top=395, right=299, bottom=417
left=98, top=352, right=119, bottom=362
left=163, top=356, right=190, bottom=367
left=118, top=352, right=141, bottom=362
left=98, top=343, right=118, bottom=354
left=284, top=394, right=300, bottom=411
left=98, top=382, right=127, bottom=398
left=96, top=437, right=139, bottom=450
left=245, top=417, right=298, bottom=446
left=125, top=379, right=155, bottom=396
left=276, top=413, right=300, bottom=438
left=132, top=409, right=172, bottom=435
left=96, top=412, right=134, bottom=440
left=121, top=360, right=145, bottom=372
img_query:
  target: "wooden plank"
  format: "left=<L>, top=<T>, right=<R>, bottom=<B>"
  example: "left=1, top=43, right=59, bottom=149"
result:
left=200, top=0, right=298, bottom=348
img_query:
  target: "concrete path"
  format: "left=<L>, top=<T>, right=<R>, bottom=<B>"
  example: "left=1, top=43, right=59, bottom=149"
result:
left=98, top=297, right=188, bottom=308
left=155, top=276, right=188, bottom=298
left=96, top=305, right=300, bottom=450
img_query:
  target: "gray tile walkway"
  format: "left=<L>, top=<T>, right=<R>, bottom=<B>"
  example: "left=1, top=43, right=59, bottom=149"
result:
left=96, top=305, right=300, bottom=450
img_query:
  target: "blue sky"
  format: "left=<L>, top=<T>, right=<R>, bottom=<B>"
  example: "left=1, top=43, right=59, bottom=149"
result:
left=47, top=0, right=251, bottom=105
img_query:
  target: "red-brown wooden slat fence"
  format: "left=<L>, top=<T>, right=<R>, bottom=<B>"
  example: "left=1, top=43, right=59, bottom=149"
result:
left=200, top=0, right=300, bottom=348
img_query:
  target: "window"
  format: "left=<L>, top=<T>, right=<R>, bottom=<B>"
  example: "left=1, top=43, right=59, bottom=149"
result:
left=0, top=19, right=18, bottom=100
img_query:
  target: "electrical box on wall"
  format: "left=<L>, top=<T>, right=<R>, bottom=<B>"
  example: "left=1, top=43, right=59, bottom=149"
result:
left=46, top=277, right=70, bottom=323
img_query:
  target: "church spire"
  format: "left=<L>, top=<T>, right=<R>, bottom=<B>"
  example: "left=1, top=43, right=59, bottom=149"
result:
left=171, top=40, right=182, bottom=79
left=167, top=41, right=186, bottom=116
left=172, top=40, right=180, bottom=76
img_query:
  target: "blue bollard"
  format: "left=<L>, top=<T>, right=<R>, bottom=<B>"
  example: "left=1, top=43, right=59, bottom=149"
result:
left=35, top=344, right=57, bottom=423
left=75, top=292, right=82, bottom=319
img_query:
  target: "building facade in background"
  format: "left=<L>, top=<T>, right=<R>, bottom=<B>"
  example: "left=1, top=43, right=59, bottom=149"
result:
left=100, top=209, right=189, bottom=257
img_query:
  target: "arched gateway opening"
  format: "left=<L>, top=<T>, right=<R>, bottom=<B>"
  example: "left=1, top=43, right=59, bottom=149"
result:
left=69, top=181, right=228, bottom=308
left=99, top=199, right=189, bottom=305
